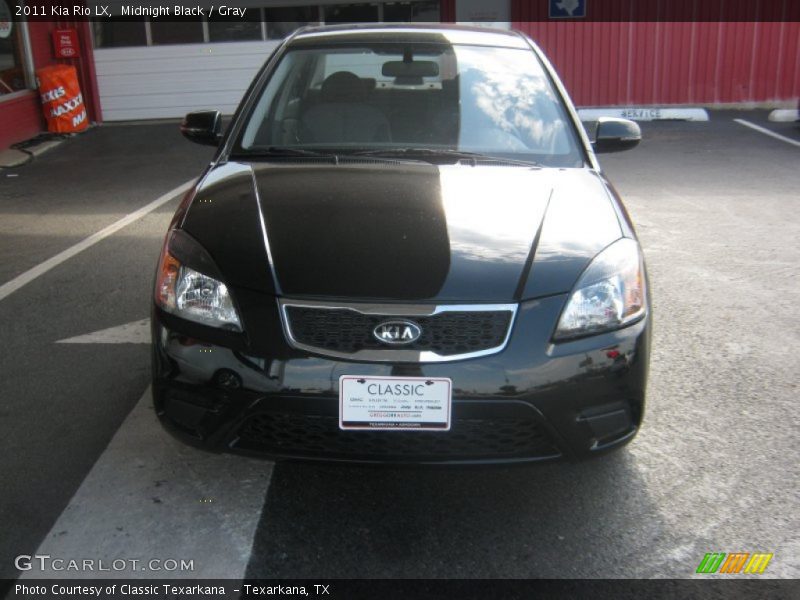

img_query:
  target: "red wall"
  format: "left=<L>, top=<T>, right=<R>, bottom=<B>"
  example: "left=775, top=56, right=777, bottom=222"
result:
left=513, top=0, right=800, bottom=106
left=0, top=92, right=44, bottom=149
left=441, top=0, right=456, bottom=22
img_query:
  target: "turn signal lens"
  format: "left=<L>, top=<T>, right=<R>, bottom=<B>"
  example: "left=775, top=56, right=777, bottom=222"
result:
left=156, top=251, right=181, bottom=309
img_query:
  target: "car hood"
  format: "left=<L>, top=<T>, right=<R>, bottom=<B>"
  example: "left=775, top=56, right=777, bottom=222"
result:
left=180, top=160, right=622, bottom=303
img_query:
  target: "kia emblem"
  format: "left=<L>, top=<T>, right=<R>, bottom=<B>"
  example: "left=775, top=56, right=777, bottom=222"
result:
left=373, top=320, right=422, bottom=345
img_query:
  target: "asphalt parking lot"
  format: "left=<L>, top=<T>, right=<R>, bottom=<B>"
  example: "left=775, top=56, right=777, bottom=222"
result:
left=0, top=110, right=798, bottom=580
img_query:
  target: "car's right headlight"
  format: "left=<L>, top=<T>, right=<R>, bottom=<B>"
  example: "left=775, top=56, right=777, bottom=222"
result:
left=154, top=231, right=242, bottom=331
left=554, top=238, right=646, bottom=341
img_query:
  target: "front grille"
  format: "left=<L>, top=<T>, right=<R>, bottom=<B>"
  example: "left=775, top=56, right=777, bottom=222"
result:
left=234, top=412, right=560, bottom=461
left=284, top=306, right=512, bottom=357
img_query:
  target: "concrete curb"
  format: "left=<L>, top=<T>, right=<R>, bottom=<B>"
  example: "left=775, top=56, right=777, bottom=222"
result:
left=0, top=149, right=31, bottom=168
left=27, top=139, right=64, bottom=157
left=0, top=137, right=65, bottom=168
left=768, top=109, right=799, bottom=123
left=578, top=107, right=709, bottom=122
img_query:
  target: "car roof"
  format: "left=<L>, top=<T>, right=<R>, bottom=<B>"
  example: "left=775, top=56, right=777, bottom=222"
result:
left=289, top=23, right=531, bottom=50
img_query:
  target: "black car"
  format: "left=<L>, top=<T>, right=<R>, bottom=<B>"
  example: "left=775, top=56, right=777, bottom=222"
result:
left=152, top=24, right=650, bottom=464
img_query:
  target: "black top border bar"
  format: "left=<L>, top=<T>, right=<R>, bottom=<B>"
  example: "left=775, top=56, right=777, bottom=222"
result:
left=8, top=1, right=800, bottom=22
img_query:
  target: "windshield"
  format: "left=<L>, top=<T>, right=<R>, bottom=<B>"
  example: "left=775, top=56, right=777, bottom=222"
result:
left=235, top=42, right=583, bottom=167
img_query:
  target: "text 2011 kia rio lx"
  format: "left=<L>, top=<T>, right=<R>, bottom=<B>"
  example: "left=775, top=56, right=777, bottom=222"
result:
left=152, top=24, right=650, bottom=464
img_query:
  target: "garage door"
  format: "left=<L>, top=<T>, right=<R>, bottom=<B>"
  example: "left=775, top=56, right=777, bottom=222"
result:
left=94, top=41, right=279, bottom=121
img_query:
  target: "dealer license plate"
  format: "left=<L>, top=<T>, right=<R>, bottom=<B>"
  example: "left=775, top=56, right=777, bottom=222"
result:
left=339, top=375, right=452, bottom=431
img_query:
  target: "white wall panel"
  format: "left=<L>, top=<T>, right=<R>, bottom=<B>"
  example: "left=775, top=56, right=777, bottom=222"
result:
left=94, top=40, right=280, bottom=121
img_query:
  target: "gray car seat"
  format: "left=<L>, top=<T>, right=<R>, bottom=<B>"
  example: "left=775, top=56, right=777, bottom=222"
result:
left=300, top=71, right=391, bottom=144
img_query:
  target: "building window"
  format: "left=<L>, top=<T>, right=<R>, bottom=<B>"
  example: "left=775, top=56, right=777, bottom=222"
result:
left=265, top=7, right=319, bottom=40
left=151, top=19, right=205, bottom=45
left=0, top=14, right=30, bottom=95
left=90, top=2, right=442, bottom=49
left=324, top=3, right=380, bottom=23
left=209, top=11, right=264, bottom=42
left=384, top=1, right=440, bottom=22
left=92, top=19, right=148, bottom=48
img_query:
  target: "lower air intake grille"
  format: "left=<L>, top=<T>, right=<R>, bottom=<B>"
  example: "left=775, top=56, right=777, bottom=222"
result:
left=234, top=412, right=560, bottom=460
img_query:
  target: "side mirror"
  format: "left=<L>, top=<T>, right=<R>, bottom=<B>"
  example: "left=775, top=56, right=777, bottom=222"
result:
left=593, top=117, right=641, bottom=153
left=180, top=110, right=222, bottom=146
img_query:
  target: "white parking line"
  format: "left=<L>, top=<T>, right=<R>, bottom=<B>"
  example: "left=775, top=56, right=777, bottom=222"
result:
left=0, top=180, right=194, bottom=303
left=23, top=388, right=274, bottom=579
left=56, top=319, right=151, bottom=344
left=734, top=118, right=800, bottom=149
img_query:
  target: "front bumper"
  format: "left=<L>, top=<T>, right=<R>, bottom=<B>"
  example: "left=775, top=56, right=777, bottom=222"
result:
left=152, top=294, right=650, bottom=464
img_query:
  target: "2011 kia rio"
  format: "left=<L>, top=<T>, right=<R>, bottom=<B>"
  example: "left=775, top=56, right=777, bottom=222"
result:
left=152, top=24, right=650, bottom=464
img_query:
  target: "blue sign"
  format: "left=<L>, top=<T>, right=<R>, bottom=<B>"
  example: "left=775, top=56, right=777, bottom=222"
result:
left=549, top=0, right=587, bottom=19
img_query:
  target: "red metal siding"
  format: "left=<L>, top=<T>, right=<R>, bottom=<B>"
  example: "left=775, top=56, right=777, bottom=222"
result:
left=512, top=0, right=800, bottom=106
left=441, top=0, right=456, bottom=22
left=0, top=92, right=45, bottom=149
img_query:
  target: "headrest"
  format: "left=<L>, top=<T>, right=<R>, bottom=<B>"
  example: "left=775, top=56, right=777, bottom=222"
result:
left=321, top=71, right=365, bottom=102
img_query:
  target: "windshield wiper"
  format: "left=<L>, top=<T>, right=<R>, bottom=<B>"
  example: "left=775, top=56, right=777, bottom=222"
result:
left=241, top=146, right=339, bottom=159
left=236, top=146, right=411, bottom=165
left=350, top=148, right=542, bottom=167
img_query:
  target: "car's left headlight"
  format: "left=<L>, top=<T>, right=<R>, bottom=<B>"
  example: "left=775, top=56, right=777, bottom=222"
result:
left=554, top=237, right=646, bottom=341
left=154, top=231, right=242, bottom=331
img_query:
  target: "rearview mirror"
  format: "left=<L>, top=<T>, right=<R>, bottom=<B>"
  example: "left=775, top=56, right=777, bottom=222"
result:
left=180, top=110, right=222, bottom=146
left=593, top=117, right=641, bottom=153
left=382, top=60, right=439, bottom=78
